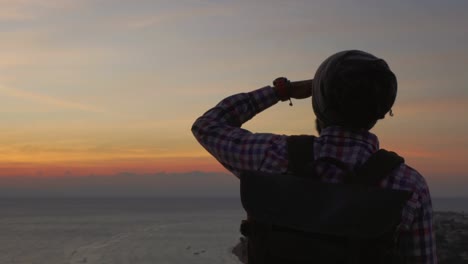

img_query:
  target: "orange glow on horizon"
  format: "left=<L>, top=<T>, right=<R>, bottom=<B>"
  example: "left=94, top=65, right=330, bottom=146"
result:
left=1, top=146, right=466, bottom=178
left=0, top=156, right=226, bottom=177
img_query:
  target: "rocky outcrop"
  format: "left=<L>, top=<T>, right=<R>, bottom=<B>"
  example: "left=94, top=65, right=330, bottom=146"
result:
left=435, top=212, right=468, bottom=263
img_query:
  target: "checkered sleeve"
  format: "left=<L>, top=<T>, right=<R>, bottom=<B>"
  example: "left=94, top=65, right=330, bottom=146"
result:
left=191, top=86, right=289, bottom=177
left=398, top=169, right=437, bottom=263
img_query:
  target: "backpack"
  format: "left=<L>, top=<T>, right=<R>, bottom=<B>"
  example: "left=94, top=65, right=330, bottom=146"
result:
left=239, top=135, right=412, bottom=264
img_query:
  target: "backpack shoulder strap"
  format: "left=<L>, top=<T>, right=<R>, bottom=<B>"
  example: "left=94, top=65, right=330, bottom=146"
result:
left=287, top=135, right=404, bottom=186
left=287, top=135, right=315, bottom=175
left=351, top=149, right=405, bottom=186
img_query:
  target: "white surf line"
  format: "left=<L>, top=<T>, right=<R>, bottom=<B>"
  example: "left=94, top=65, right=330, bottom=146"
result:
left=67, top=231, right=139, bottom=263
left=66, top=223, right=169, bottom=264
left=66, top=219, right=225, bottom=264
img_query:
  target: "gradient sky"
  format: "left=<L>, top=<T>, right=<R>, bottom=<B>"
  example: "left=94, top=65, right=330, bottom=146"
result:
left=0, top=0, right=467, bottom=196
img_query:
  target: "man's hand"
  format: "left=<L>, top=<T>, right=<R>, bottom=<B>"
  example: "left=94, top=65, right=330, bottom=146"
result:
left=289, top=79, right=313, bottom=99
left=273, top=77, right=313, bottom=101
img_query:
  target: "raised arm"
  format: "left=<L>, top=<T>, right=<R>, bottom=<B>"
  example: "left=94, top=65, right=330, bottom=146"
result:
left=191, top=79, right=313, bottom=177
left=191, top=86, right=286, bottom=177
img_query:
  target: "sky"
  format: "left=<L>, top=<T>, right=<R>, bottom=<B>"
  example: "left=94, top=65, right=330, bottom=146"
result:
left=0, top=0, right=467, bottom=197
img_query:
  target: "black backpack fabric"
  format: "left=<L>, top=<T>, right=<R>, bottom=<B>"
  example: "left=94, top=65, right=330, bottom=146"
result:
left=239, top=135, right=412, bottom=264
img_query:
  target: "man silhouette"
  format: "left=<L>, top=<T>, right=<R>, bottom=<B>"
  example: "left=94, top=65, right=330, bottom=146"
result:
left=192, top=50, right=436, bottom=263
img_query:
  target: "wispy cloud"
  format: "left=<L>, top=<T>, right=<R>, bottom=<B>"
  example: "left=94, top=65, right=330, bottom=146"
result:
left=123, top=6, right=233, bottom=30
left=0, top=0, right=80, bottom=21
left=395, top=97, right=468, bottom=115
left=0, top=84, right=104, bottom=113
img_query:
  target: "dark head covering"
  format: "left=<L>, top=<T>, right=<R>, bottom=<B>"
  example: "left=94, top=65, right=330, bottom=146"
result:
left=312, top=50, right=397, bottom=130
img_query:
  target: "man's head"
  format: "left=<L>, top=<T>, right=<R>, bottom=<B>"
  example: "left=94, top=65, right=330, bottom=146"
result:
left=312, top=50, right=397, bottom=132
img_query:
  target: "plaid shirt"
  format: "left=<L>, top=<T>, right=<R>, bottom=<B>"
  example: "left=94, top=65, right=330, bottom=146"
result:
left=192, top=86, right=437, bottom=263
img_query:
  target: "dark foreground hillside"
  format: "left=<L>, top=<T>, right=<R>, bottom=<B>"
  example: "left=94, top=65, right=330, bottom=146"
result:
left=435, top=212, right=468, bottom=263
left=232, top=212, right=468, bottom=263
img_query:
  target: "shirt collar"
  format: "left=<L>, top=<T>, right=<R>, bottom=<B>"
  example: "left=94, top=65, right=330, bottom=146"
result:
left=319, top=126, right=380, bottom=152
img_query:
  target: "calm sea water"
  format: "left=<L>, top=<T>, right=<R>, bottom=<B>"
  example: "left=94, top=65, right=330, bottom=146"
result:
left=432, top=197, right=468, bottom=212
left=0, top=197, right=246, bottom=264
left=0, top=197, right=465, bottom=264
left=0, top=196, right=466, bottom=217
left=0, top=197, right=244, bottom=220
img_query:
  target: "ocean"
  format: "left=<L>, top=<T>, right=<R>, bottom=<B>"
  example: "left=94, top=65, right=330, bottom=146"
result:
left=432, top=197, right=468, bottom=213
left=0, top=197, right=244, bottom=264
left=0, top=197, right=466, bottom=264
